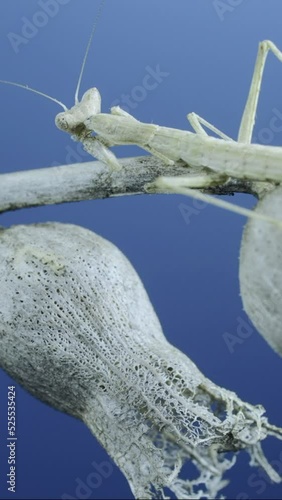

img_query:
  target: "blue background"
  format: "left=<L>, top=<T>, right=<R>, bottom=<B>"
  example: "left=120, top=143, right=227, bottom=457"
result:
left=0, top=1, right=282, bottom=498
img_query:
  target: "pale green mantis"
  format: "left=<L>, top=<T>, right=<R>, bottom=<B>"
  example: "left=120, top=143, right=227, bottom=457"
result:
left=1, top=9, right=282, bottom=206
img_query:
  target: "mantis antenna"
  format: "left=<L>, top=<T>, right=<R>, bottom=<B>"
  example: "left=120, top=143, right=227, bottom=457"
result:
left=0, top=0, right=106, bottom=110
left=74, top=0, right=106, bottom=104
left=0, top=80, right=67, bottom=110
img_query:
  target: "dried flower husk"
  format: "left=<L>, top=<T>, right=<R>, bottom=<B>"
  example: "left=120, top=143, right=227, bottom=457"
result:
left=0, top=222, right=281, bottom=499
left=240, top=185, right=282, bottom=356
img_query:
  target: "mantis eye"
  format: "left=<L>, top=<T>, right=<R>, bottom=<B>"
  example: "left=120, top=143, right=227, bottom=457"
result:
left=55, top=111, right=74, bottom=132
left=81, top=87, right=102, bottom=115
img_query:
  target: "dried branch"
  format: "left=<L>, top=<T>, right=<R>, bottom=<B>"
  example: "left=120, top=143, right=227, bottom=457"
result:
left=0, top=155, right=255, bottom=214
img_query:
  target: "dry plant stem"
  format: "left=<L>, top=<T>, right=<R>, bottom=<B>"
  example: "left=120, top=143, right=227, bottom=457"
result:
left=0, top=156, right=254, bottom=214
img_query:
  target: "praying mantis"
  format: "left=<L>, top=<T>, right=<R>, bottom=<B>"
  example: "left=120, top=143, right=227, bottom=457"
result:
left=55, top=39, right=282, bottom=183
left=54, top=36, right=282, bottom=228
left=2, top=6, right=282, bottom=221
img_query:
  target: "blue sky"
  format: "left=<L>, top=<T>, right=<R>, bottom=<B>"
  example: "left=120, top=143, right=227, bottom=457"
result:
left=1, top=1, right=282, bottom=498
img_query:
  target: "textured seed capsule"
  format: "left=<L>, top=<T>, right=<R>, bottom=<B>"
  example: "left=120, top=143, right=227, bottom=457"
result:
left=240, top=186, right=282, bottom=356
left=0, top=222, right=281, bottom=499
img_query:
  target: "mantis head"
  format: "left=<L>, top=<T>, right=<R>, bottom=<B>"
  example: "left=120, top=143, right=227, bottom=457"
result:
left=55, top=87, right=102, bottom=137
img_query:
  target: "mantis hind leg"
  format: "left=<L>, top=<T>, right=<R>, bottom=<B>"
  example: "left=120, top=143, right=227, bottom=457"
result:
left=238, top=40, right=282, bottom=144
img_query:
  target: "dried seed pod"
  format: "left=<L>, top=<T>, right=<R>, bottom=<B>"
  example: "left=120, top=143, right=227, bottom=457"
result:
left=239, top=186, right=282, bottom=356
left=0, top=222, right=281, bottom=499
